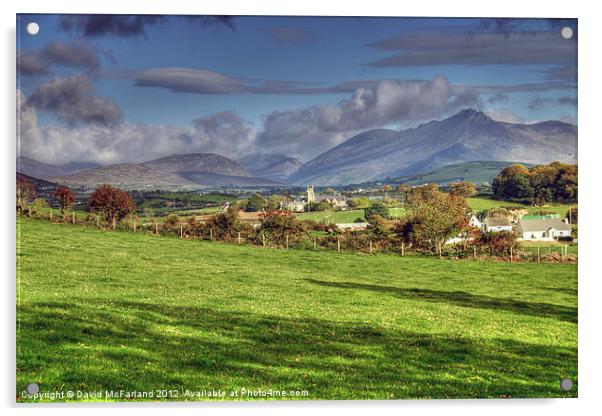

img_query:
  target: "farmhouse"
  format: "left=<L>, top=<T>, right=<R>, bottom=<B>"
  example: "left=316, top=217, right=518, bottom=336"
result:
left=518, top=218, right=572, bottom=241
left=281, top=199, right=306, bottom=212
left=482, top=217, right=513, bottom=233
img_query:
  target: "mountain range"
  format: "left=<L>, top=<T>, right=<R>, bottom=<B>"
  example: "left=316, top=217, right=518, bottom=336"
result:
left=287, top=109, right=577, bottom=185
left=17, top=154, right=280, bottom=189
left=17, top=109, right=577, bottom=188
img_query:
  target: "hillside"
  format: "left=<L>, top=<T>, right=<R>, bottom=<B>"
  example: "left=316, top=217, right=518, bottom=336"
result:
left=389, top=160, right=535, bottom=186
left=17, top=156, right=100, bottom=180
left=237, top=153, right=302, bottom=183
left=17, top=217, right=577, bottom=400
left=288, top=109, right=577, bottom=185
left=54, top=153, right=279, bottom=188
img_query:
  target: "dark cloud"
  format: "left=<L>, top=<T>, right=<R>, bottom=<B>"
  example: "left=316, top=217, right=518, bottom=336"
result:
left=540, top=66, right=577, bottom=80
left=26, top=75, right=122, bottom=126
left=58, top=15, right=236, bottom=38
left=58, top=15, right=165, bottom=37
left=557, top=96, right=577, bottom=106
left=364, top=30, right=576, bottom=67
left=18, top=41, right=112, bottom=77
left=41, top=41, right=101, bottom=71
left=263, top=27, right=316, bottom=44
left=17, top=50, right=50, bottom=76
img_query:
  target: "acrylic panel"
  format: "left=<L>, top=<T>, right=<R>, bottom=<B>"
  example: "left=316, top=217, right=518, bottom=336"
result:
left=16, top=14, right=578, bottom=402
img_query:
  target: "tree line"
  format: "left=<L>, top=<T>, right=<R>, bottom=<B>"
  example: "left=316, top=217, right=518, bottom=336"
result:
left=492, top=162, right=577, bottom=204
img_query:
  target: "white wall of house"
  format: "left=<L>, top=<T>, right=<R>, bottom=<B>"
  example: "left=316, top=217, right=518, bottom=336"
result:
left=484, top=225, right=513, bottom=233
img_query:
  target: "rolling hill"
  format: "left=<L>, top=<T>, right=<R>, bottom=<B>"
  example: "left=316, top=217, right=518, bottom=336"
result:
left=53, top=153, right=280, bottom=189
left=288, top=109, right=577, bottom=185
left=17, top=156, right=100, bottom=180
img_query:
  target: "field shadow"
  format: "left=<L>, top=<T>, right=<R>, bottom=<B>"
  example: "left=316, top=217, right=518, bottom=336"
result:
left=306, top=279, right=577, bottom=324
left=16, top=299, right=577, bottom=400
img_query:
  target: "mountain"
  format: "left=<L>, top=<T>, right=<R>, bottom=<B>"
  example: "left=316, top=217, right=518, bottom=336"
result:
left=237, top=153, right=303, bottom=182
left=386, top=160, right=535, bottom=186
left=54, top=153, right=279, bottom=189
left=288, top=109, right=577, bottom=185
left=16, top=156, right=100, bottom=180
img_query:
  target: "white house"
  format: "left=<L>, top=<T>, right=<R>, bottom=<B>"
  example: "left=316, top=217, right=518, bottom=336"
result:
left=518, top=218, right=572, bottom=241
left=469, top=214, right=482, bottom=228
left=482, top=217, right=513, bottom=233
left=281, top=200, right=306, bottom=212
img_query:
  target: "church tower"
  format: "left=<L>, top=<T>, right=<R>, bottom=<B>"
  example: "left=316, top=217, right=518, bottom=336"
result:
left=307, top=185, right=315, bottom=203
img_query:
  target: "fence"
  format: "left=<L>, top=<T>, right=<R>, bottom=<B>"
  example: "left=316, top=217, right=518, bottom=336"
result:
left=19, top=207, right=577, bottom=264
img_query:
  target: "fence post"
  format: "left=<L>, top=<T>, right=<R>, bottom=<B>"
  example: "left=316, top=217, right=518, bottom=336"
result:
left=313, top=238, right=317, bottom=250
left=133, top=219, right=137, bottom=232
left=112, top=217, right=116, bottom=230
left=95, top=215, right=99, bottom=227
left=537, top=246, right=540, bottom=262
left=210, top=228, right=213, bottom=240
left=49, top=209, right=53, bottom=221
left=154, top=222, right=158, bottom=235
left=72, top=211, right=75, bottom=224
left=285, top=234, right=289, bottom=250
left=337, top=237, right=340, bottom=253
left=369, top=240, right=373, bottom=255
left=238, top=231, right=241, bottom=244
left=262, top=233, right=266, bottom=247
left=401, top=240, right=405, bottom=256
left=510, top=246, right=513, bottom=262
left=473, top=245, right=477, bottom=259
left=180, top=224, right=184, bottom=238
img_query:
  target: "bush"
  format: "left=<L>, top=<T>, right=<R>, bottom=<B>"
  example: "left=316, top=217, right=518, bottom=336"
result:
left=259, top=210, right=306, bottom=246
left=364, top=202, right=390, bottom=223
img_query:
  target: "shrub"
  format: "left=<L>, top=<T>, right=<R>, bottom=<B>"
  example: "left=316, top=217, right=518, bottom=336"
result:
left=259, top=210, right=306, bottom=246
left=88, top=185, right=136, bottom=224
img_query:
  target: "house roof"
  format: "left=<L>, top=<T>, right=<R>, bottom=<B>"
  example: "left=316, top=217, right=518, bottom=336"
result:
left=483, top=217, right=512, bottom=227
left=519, top=218, right=572, bottom=232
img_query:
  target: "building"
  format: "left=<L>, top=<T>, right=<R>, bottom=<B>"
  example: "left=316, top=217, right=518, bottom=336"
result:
left=281, top=199, right=306, bottom=212
left=307, top=185, right=348, bottom=209
left=518, top=218, right=572, bottom=240
left=482, top=217, right=513, bottom=233
left=469, top=214, right=482, bottom=229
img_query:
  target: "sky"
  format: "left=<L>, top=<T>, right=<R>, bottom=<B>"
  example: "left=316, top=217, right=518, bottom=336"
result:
left=16, top=14, right=577, bottom=165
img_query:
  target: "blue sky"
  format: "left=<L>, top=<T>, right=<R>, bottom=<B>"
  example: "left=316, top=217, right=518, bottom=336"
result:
left=16, top=15, right=577, bottom=164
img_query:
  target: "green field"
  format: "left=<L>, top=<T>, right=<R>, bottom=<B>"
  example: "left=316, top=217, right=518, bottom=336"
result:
left=467, top=197, right=573, bottom=217
left=296, top=207, right=405, bottom=224
left=16, top=218, right=577, bottom=401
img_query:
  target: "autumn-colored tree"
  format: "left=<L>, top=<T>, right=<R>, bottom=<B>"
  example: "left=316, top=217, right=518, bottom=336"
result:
left=88, top=184, right=136, bottom=223
left=53, top=186, right=75, bottom=219
left=492, top=164, right=534, bottom=201
left=396, top=184, right=413, bottom=204
left=258, top=210, right=306, bottom=246
left=394, top=191, right=470, bottom=253
left=364, top=201, right=391, bottom=224
left=449, top=181, right=478, bottom=198
left=16, top=175, right=36, bottom=213
left=244, top=193, right=267, bottom=212
left=408, top=183, right=439, bottom=204
left=204, top=206, right=246, bottom=241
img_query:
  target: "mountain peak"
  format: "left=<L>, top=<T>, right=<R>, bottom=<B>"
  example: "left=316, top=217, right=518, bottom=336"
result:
left=453, top=108, right=490, bottom=121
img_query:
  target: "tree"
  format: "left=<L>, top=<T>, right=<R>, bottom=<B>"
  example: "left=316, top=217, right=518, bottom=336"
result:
left=529, top=165, right=558, bottom=205
left=307, top=200, right=332, bottom=212
left=258, top=210, right=306, bottom=246
left=348, top=197, right=371, bottom=209
left=394, top=192, right=470, bottom=253
left=364, top=201, right=390, bottom=224
left=16, top=175, right=36, bottom=213
left=205, top=206, right=246, bottom=241
left=408, top=183, right=439, bottom=204
left=396, top=184, right=413, bottom=204
left=53, top=186, right=75, bottom=219
left=244, top=193, right=267, bottom=212
left=449, top=181, right=477, bottom=198
left=88, top=184, right=136, bottom=223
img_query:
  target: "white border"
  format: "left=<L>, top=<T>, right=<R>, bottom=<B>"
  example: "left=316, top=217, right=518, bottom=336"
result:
left=2, top=1, right=601, bottom=415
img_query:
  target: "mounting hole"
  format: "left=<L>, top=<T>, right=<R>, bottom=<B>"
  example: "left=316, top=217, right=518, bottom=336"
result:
left=26, top=22, right=40, bottom=35
left=561, top=26, right=573, bottom=40
left=26, top=382, right=40, bottom=394
left=560, top=378, right=573, bottom=391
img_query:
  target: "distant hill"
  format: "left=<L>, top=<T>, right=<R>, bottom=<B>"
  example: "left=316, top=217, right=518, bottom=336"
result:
left=386, top=161, right=535, bottom=186
left=288, top=109, right=577, bottom=185
left=17, top=156, right=100, bottom=180
left=54, top=153, right=280, bottom=189
left=237, top=153, right=303, bottom=183
left=17, top=172, right=59, bottom=193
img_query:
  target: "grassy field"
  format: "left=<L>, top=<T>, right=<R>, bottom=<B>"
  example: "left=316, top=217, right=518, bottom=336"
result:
left=467, top=197, right=573, bottom=217
left=16, top=218, right=577, bottom=401
left=296, top=207, right=405, bottom=224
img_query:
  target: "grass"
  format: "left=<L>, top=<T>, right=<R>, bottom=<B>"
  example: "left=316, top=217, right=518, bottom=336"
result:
left=296, top=208, right=405, bottom=224
left=467, top=196, right=574, bottom=217
left=16, top=218, right=577, bottom=401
